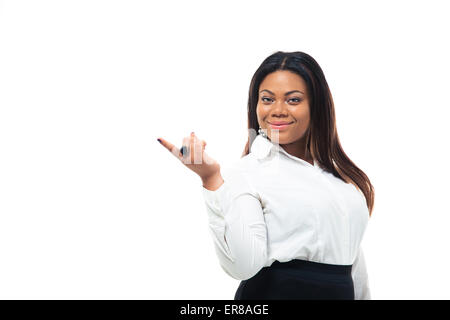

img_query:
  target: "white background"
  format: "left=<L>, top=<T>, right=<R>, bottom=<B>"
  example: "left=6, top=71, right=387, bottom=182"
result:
left=0, top=0, right=449, bottom=299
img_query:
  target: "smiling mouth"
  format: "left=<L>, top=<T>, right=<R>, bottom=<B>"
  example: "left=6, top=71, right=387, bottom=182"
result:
left=267, top=121, right=294, bottom=130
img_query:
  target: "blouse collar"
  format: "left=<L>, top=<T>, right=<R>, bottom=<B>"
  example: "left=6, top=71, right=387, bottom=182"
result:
left=250, top=134, right=319, bottom=168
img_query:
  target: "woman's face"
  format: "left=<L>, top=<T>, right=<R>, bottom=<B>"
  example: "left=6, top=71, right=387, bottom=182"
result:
left=256, top=70, right=310, bottom=145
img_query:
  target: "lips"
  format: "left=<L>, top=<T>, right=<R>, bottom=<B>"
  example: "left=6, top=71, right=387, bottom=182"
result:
left=268, top=121, right=294, bottom=125
left=267, top=121, right=294, bottom=130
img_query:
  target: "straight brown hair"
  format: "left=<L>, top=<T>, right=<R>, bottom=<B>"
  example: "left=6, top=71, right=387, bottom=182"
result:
left=241, top=51, right=375, bottom=217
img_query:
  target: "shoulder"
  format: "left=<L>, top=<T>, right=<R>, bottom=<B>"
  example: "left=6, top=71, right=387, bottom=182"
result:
left=221, top=154, right=260, bottom=198
left=224, top=153, right=260, bottom=178
left=334, top=163, right=357, bottom=187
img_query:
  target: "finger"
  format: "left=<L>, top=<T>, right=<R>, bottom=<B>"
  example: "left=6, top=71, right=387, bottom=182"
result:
left=157, top=137, right=181, bottom=157
left=190, top=133, right=207, bottom=164
left=180, top=136, right=191, bottom=163
left=190, top=132, right=206, bottom=150
left=184, top=134, right=204, bottom=165
left=192, top=138, right=203, bottom=165
left=191, top=132, right=198, bottom=145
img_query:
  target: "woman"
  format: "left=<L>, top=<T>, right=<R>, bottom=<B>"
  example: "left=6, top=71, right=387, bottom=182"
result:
left=157, top=51, right=374, bottom=300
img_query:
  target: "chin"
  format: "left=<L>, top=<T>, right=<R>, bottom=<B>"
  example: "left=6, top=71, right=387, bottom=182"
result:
left=268, top=133, right=288, bottom=143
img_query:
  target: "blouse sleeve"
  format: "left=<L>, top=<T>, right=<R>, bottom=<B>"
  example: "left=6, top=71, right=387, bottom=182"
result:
left=201, top=166, right=268, bottom=281
left=351, top=246, right=371, bottom=300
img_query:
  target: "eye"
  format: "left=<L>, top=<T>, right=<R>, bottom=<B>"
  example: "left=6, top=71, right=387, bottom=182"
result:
left=261, top=97, right=302, bottom=103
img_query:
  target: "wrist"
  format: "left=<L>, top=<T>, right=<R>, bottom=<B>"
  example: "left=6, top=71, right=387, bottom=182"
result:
left=201, top=171, right=224, bottom=191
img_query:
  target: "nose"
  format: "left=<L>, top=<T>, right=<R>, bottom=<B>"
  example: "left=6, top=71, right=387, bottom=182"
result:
left=271, top=101, right=288, bottom=117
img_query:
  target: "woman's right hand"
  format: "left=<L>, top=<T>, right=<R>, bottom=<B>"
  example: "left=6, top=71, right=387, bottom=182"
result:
left=157, top=132, right=221, bottom=182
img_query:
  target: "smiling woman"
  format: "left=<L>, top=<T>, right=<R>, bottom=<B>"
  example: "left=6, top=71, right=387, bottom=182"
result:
left=243, top=51, right=374, bottom=215
left=160, top=50, right=375, bottom=300
left=199, top=51, right=375, bottom=300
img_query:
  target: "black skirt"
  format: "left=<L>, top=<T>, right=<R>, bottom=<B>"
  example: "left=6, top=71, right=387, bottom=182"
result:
left=234, top=259, right=354, bottom=300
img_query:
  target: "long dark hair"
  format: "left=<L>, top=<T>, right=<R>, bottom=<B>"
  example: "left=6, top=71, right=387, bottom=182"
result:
left=241, top=51, right=375, bottom=217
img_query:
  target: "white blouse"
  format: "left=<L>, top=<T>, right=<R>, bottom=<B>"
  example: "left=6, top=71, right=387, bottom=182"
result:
left=201, top=133, right=371, bottom=300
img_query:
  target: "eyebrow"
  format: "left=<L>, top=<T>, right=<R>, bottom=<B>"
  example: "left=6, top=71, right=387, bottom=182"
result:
left=259, top=89, right=304, bottom=96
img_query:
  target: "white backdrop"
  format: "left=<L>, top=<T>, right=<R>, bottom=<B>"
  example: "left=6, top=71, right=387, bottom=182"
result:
left=0, top=0, right=449, bottom=299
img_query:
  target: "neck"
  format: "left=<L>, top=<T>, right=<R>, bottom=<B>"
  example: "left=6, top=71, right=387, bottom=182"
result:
left=280, top=136, right=313, bottom=165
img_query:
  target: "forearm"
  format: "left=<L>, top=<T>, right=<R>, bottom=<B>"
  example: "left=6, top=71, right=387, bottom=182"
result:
left=201, top=168, right=268, bottom=280
left=206, top=193, right=268, bottom=280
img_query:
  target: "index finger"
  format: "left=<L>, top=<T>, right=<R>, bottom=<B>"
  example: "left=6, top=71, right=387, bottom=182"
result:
left=157, top=137, right=182, bottom=158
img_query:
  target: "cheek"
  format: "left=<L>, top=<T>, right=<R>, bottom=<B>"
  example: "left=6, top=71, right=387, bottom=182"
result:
left=256, top=104, right=269, bottom=119
left=294, top=111, right=310, bottom=127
